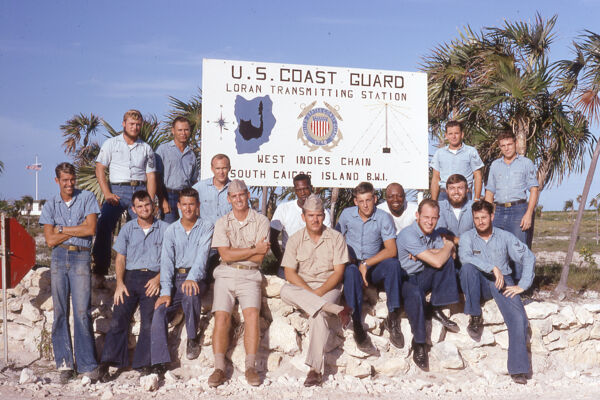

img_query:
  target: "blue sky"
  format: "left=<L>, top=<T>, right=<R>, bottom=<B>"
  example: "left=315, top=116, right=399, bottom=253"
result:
left=1, top=0, right=599, bottom=210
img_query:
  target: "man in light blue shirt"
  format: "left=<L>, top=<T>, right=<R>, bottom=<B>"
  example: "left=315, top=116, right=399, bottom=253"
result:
left=458, top=200, right=535, bottom=385
left=150, top=187, right=214, bottom=366
left=39, top=162, right=101, bottom=384
left=336, top=182, right=405, bottom=351
left=396, top=199, right=460, bottom=371
left=430, top=121, right=484, bottom=201
left=436, top=174, right=474, bottom=244
left=155, top=116, right=198, bottom=223
left=92, top=109, right=157, bottom=277
left=98, top=190, right=168, bottom=378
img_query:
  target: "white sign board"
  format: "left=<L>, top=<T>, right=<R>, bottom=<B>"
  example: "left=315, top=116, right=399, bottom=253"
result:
left=201, top=59, right=428, bottom=189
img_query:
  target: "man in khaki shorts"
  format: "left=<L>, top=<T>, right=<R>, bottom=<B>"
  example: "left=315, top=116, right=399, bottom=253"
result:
left=280, top=194, right=350, bottom=387
left=208, top=179, right=270, bottom=387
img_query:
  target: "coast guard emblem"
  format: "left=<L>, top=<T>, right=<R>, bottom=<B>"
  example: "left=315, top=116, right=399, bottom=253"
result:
left=297, top=101, right=343, bottom=152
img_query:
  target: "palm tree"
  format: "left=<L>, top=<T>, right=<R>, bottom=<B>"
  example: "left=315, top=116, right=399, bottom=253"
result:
left=590, top=194, right=600, bottom=245
left=0, top=160, right=4, bottom=175
left=563, top=199, right=575, bottom=220
left=555, top=30, right=600, bottom=293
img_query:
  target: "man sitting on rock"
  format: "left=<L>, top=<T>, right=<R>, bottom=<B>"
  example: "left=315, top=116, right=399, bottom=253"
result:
left=396, top=199, right=460, bottom=371
left=208, top=179, right=270, bottom=387
left=336, top=182, right=405, bottom=351
left=280, top=194, right=350, bottom=387
left=150, top=188, right=213, bottom=367
left=98, top=190, right=168, bottom=379
left=458, top=200, right=534, bottom=384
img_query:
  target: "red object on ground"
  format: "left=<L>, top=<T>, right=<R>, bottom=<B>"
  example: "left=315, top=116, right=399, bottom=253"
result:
left=0, top=218, right=36, bottom=288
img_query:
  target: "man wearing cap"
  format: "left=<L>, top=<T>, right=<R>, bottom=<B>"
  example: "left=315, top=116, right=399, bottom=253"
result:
left=377, top=182, right=417, bottom=235
left=280, top=194, right=350, bottom=387
left=436, top=174, right=474, bottom=247
left=39, top=162, right=102, bottom=384
left=270, top=173, right=332, bottom=277
left=93, top=109, right=157, bottom=278
left=208, top=179, right=270, bottom=387
left=98, top=190, right=168, bottom=378
left=150, top=188, right=213, bottom=367
left=155, top=116, right=198, bottom=223
left=336, top=182, right=405, bottom=351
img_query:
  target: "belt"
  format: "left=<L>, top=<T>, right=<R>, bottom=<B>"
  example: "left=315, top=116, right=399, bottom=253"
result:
left=166, top=188, right=181, bottom=194
left=227, top=263, right=259, bottom=270
left=494, top=199, right=527, bottom=208
left=112, top=180, right=145, bottom=187
left=57, top=244, right=90, bottom=252
left=177, top=268, right=191, bottom=274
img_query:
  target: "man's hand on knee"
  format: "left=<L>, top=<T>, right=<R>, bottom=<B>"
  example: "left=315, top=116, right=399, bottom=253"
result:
left=182, top=280, right=200, bottom=296
left=154, top=295, right=171, bottom=309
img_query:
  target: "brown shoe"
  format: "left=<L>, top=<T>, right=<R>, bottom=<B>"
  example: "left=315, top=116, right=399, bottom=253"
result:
left=207, top=369, right=226, bottom=388
left=245, top=367, right=260, bottom=386
left=303, top=370, right=322, bottom=387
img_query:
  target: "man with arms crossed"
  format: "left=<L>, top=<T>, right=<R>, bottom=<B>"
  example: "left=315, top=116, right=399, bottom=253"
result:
left=459, top=200, right=534, bottom=384
left=430, top=121, right=484, bottom=201
left=150, top=188, right=213, bottom=367
left=155, top=116, right=198, bottom=223
left=280, top=194, right=350, bottom=387
left=39, top=162, right=102, bottom=383
left=336, top=182, right=404, bottom=350
left=93, top=109, right=157, bottom=278
left=270, top=173, right=332, bottom=277
left=98, top=190, right=168, bottom=379
left=396, top=199, right=460, bottom=371
left=377, top=182, right=417, bottom=234
left=208, top=179, right=270, bottom=387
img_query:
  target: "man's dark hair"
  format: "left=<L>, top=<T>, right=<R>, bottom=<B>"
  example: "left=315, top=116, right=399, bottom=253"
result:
left=132, top=190, right=152, bottom=205
left=293, top=173, right=312, bottom=187
left=497, top=130, right=516, bottom=142
left=472, top=200, right=494, bottom=215
left=55, top=162, right=76, bottom=178
left=179, top=187, right=199, bottom=202
left=418, top=198, right=440, bottom=214
left=445, top=120, right=463, bottom=132
left=446, top=174, right=468, bottom=187
left=172, top=116, right=191, bottom=128
left=352, top=182, right=375, bottom=198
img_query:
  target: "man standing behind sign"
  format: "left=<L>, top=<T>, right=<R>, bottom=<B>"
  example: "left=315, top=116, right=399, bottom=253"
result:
left=92, top=109, right=157, bottom=278
left=377, top=182, right=417, bottom=235
left=40, top=162, right=103, bottom=384
left=270, top=173, right=332, bottom=277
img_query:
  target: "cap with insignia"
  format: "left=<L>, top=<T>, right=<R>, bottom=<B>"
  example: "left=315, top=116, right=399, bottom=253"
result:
left=302, top=194, right=324, bottom=212
left=227, top=179, right=248, bottom=194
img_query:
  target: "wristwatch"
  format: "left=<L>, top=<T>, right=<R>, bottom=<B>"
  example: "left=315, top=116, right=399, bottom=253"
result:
left=250, top=244, right=256, bottom=249
left=58, top=225, right=64, bottom=234
left=360, top=260, right=369, bottom=268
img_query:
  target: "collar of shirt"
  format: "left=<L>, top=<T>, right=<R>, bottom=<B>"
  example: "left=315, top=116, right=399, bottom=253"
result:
left=301, top=226, right=332, bottom=247
left=207, top=177, right=231, bottom=190
left=131, top=217, right=161, bottom=234
left=501, top=154, right=524, bottom=165
left=226, top=209, right=255, bottom=227
left=411, top=220, right=437, bottom=246
left=53, top=189, right=82, bottom=208
left=350, top=206, right=379, bottom=223
left=167, top=140, right=192, bottom=155
left=117, top=133, right=144, bottom=148
left=174, top=217, right=203, bottom=234
left=475, top=226, right=499, bottom=242
left=444, top=143, right=465, bottom=153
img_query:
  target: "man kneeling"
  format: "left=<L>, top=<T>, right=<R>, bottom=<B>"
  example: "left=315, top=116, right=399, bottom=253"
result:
left=458, top=200, right=534, bottom=384
left=280, top=194, right=350, bottom=387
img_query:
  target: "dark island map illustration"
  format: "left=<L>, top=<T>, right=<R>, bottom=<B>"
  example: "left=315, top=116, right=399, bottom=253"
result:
left=234, top=95, right=276, bottom=154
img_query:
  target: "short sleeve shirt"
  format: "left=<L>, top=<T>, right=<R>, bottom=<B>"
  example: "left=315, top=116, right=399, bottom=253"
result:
left=270, top=200, right=332, bottom=249
left=281, top=227, right=349, bottom=285
left=155, top=141, right=198, bottom=190
left=212, top=209, right=270, bottom=268
left=486, top=155, right=539, bottom=203
left=396, top=221, right=445, bottom=275
left=431, top=144, right=484, bottom=189
left=112, top=218, right=169, bottom=272
left=377, top=201, right=418, bottom=235
left=335, top=206, right=396, bottom=260
left=192, top=177, right=232, bottom=226
left=96, top=134, right=156, bottom=183
left=39, top=189, right=100, bottom=247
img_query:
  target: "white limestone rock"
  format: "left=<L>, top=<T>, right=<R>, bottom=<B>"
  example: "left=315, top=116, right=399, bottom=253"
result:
left=494, top=330, right=509, bottom=350
left=346, top=358, right=372, bottom=378
left=554, top=305, right=577, bottom=329
left=574, top=305, right=595, bottom=326
left=582, top=303, right=600, bottom=313
left=265, top=318, right=299, bottom=354
left=525, top=302, right=559, bottom=319
left=530, top=318, right=553, bottom=337
left=101, top=389, right=114, bottom=399
left=444, top=327, right=495, bottom=350
left=373, top=357, right=409, bottom=376
left=38, top=296, right=53, bottom=312
left=30, top=267, right=51, bottom=288
left=431, top=341, right=464, bottom=369
left=287, top=311, right=308, bottom=334
left=19, top=368, right=37, bottom=384
left=267, top=352, right=283, bottom=371
left=140, top=373, right=159, bottom=391
left=264, top=275, right=284, bottom=298
left=482, top=301, right=504, bottom=325
left=567, top=327, right=590, bottom=346
left=81, top=376, right=91, bottom=386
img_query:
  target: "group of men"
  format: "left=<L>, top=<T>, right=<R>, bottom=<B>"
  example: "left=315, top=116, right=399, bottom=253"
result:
left=41, top=110, right=539, bottom=388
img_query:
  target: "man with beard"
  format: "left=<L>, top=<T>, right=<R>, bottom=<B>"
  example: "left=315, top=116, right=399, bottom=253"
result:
left=458, top=200, right=534, bottom=384
left=377, top=182, right=417, bottom=234
left=396, top=199, right=460, bottom=371
left=436, top=174, right=474, bottom=245
left=270, top=174, right=332, bottom=277
left=336, top=182, right=405, bottom=351
left=280, top=194, right=350, bottom=387
left=93, top=109, right=157, bottom=279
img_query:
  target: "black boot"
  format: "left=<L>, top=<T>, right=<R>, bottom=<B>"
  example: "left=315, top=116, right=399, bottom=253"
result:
left=432, top=307, right=459, bottom=332
left=467, top=315, right=484, bottom=339
left=412, top=339, right=429, bottom=371
left=352, top=318, right=370, bottom=351
left=186, top=337, right=201, bottom=360
left=511, top=373, right=527, bottom=384
left=386, top=309, right=404, bottom=349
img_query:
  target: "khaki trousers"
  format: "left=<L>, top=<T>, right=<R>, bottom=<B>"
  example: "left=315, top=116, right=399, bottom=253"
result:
left=280, top=283, right=341, bottom=372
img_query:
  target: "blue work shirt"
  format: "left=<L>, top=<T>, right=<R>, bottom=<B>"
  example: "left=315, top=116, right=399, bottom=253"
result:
left=335, top=206, right=396, bottom=261
left=159, top=218, right=214, bottom=296
left=431, top=144, right=484, bottom=189
left=39, top=189, right=100, bottom=248
left=155, top=140, right=198, bottom=190
left=192, top=177, right=232, bottom=226
left=96, top=134, right=156, bottom=183
left=112, top=218, right=169, bottom=272
left=396, top=221, right=445, bottom=275
left=486, top=155, right=539, bottom=203
left=458, top=227, right=535, bottom=290
left=436, top=199, right=474, bottom=237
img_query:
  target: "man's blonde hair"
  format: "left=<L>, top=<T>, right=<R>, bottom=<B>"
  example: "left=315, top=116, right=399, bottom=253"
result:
left=123, top=109, right=143, bottom=122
